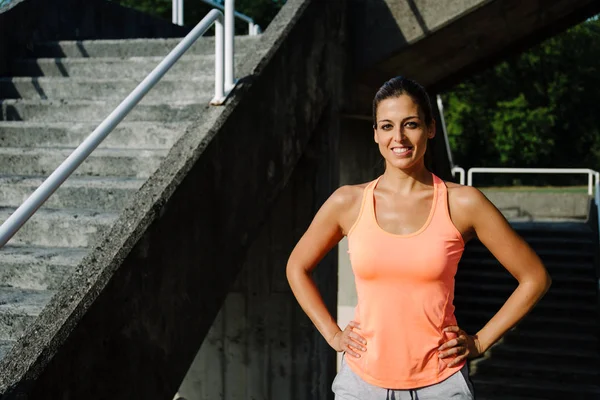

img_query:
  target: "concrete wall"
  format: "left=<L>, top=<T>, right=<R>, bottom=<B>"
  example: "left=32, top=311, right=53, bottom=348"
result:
left=0, top=0, right=347, bottom=398
left=176, top=106, right=339, bottom=400
left=0, top=0, right=188, bottom=75
left=481, top=190, right=590, bottom=221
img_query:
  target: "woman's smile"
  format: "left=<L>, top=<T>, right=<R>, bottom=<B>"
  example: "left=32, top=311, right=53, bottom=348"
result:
left=391, top=145, right=413, bottom=157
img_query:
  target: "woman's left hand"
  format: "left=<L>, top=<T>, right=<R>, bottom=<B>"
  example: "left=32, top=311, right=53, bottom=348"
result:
left=438, top=325, right=483, bottom=367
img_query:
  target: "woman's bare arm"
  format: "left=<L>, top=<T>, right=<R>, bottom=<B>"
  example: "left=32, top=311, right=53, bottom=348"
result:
left=286, top=185, right=365, bottom=353
left=446, top=186, right=552, bottom=354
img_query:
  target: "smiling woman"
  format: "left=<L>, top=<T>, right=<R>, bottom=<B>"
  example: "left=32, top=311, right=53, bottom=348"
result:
left=286, top=76, right=552, bottom=399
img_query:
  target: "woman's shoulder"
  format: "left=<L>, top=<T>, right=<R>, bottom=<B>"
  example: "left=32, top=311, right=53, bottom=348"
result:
left=329, top=182, right=370, bottom=209
left=444, top=180, right=490, bottom=212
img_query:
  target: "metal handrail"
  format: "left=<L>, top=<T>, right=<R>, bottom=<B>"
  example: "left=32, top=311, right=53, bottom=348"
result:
left=467, top=167, right=600, bottom=195
left=594, top=183, right=600, bottom=308
left=0, top=4, right=236, bottom=247
left=451, top=166, right=465, bottom=185
left=172, top=0, right=260, bottom=35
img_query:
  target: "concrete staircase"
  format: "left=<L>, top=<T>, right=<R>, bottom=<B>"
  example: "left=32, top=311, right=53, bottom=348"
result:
left=455, top=222, right=600, bottom=400
left=0, top=35, right=257, bottom=363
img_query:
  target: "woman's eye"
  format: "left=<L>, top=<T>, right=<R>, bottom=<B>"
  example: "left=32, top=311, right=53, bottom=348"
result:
left=405, top=121, right=418, bottom=129
left=381, top=124, right=393, bottom=130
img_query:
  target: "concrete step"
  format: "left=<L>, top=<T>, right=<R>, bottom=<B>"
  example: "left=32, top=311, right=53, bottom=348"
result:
left=0, top=246, right=86, bottom=290
left=0, top=99, right=209, bottom=122
left=0, top=340, right=14, bottom=360
left=489, top=344, right=599, bottom=368
left=466, top=235, right=595, bottom=252
left=0, top=148, right=167, bottom=178
left=462, top=246, right=595, bottom=263
left=472, top=375, right=600, bottom=399
left=0, top=77, right=214, bottom=101
left=456, top=309, right=597, bottom=334
left=30, top=36, right=259, bottom=58
left=502, top=329, right=598, bottom=349
left=511, top=221, right=594, bottom=237
left=454, top=294, right=595, bottom=318
left=0, top=287, right=56, bottom=340
left=0, top=176, right=144, bottom=211
left=458, top=258, right=596, bottom=277
left=0, top=122, right=185, bottom=149
left=0, top=208, right=117, bottom=247
left=10, top=55, right=216, bottom=80
left=475, top=358, right=600, bottom=384
left=456, top=267, right=596, bottom=289
left=454, top=282, right=596, bottom=303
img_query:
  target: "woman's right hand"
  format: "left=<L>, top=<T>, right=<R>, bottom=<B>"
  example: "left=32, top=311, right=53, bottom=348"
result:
left=330, top=321, right=367, bottom=358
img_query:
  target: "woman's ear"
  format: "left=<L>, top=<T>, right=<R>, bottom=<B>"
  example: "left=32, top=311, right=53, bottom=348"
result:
left=373, top=127, right=379, bottom=144
left=428, top=119, right=436, bottom=139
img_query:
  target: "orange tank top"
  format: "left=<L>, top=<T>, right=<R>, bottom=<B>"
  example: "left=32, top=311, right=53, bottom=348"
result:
left=344, top=173, right=465, bottom=389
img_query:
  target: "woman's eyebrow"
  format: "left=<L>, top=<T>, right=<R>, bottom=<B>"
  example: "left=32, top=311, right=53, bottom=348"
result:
left=402, top=115, right=420, bottom=121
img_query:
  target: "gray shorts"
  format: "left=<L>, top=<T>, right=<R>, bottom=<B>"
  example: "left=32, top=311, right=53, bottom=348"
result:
left=332, top=356, right=475, bottom=400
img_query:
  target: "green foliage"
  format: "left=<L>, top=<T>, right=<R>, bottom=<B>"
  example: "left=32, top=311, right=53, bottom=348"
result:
left=110, top=0, right=286, bottom=33
left=442, top=17, right=600, bottom=181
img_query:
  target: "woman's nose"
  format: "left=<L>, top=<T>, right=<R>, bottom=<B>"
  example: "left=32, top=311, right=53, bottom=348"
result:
left=393, top=126, right=405, bottom=141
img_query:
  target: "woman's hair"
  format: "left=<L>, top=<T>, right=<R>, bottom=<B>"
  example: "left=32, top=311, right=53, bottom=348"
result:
left=372, top=76, right=434, bottom=128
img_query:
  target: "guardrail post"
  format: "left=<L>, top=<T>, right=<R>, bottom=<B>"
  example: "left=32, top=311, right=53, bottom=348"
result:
left=211, top=15, right=225, bottom=105
left=225, top=0, right=235, bottom=92
left=172, top=0, right=184, bottom=26
left=589, top=172, right=594, bottom=196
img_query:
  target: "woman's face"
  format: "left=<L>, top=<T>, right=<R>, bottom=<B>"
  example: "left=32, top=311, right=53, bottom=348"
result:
left=373, top=94, right=435, bottom=171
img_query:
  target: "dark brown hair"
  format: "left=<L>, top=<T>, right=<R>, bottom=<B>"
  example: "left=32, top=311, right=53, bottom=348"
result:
left=372, top=76, right=434, bottom=128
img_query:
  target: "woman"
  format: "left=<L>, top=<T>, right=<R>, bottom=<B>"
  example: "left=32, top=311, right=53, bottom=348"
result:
left=286, top=76, right=551, bottom=399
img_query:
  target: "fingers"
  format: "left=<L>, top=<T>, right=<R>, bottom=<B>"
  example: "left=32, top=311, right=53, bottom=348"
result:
left=439, top=326, right=470, bottom=364
left=438, top=345, right=468, bottom=359
left=447, top=353, right=468, bottom=367
left=343, top=321, right=367, bottom=358
left=438, top=334, right=467, bottom=351
left=347, top=321, right=361, bottom=330
left=443, top=325, right=460, bottom=333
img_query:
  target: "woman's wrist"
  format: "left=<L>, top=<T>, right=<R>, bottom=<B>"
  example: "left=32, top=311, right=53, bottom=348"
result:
left=326, top=328, right=342, bottom=348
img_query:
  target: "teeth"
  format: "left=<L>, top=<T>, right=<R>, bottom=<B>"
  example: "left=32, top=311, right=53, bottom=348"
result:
left=392, top=147, right=411, bottom=154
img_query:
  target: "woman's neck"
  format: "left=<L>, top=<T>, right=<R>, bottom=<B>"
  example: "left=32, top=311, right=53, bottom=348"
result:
left=379, top=163, right=432, bottom=194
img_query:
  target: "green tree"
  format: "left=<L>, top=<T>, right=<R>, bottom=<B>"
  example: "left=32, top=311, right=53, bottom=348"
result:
left=442, top=17, right=600, bottom=185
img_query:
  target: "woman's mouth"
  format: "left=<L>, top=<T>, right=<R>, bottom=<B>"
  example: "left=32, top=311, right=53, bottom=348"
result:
left=391, top=146, right=413, bottom=156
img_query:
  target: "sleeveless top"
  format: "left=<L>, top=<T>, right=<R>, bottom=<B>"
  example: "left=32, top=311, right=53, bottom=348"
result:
left=344, top=173, right=466, bottom=389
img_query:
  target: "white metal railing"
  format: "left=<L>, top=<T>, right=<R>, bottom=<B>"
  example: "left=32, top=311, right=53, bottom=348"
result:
left=451, top=166, right=465, bottom=185
left=0, top=3, right=237, bottom=247
left=172, top=0, right=261, bottom=35
left=594, top=183, right=600, bottom=296
left=467, top=167, right=600, bottom=196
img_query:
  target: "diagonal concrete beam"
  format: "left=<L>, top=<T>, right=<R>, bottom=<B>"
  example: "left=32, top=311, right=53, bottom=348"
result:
left=346, top=0, right=600, bottom=117
left=0, top=0, right=347, bottom=398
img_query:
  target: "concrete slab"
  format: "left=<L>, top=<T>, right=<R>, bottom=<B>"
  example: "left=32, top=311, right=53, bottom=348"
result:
left=0, top=147, right=167, bottom=178
left=0, top=208, right=117, bottom=247
left=0, top=121, right=186, bottom=149
left=0, top=176, right=144, bottom=210
left=0, top=99, right=210, bottom=122
left=0, top=246, right=86, bottom=290
left=0, top=77, right=215, bottom=102
left=31, top=36, right=260, bottom=59
left=11, top=56, right=221, bottom=80
left=0, top=287, right=56, bottom=340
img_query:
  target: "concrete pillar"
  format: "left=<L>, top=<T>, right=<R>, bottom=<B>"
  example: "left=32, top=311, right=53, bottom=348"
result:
left=176, top=105, right=340, bottom=400
left=337, top=118, right=382, bottom=369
